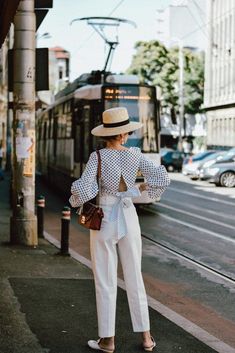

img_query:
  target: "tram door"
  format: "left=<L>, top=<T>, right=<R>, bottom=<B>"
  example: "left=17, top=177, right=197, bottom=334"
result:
left=74, top=105, right=91, bottom=176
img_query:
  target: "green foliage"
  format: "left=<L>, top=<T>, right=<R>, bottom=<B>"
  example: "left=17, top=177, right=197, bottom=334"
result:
left=127, top=40, right=204, bottom=114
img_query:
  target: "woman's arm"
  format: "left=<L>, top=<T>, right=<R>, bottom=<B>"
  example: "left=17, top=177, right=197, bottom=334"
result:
left=139, top=154, right=170, bottom=199
left=69, top=152, right=99, bottom=207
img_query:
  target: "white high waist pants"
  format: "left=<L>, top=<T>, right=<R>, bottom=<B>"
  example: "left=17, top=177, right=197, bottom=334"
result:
left=90, top=194, right=150, bottom=338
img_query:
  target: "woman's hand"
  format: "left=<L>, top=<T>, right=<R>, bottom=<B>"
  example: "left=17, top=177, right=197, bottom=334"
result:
left=139, top=183, right=149, bottom=192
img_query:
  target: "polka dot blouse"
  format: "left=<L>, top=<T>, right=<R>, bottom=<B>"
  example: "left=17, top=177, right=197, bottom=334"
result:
left=69, top=147, right=170, bottom=207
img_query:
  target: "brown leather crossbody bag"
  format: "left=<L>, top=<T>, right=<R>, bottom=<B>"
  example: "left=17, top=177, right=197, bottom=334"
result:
left=77, top=150, right=104, bottom=230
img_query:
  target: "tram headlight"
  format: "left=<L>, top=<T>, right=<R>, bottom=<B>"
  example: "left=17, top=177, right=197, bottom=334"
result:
left=207, top=167, right=219, bottom=176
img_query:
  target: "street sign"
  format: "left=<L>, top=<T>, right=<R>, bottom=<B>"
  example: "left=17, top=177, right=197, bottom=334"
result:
left=8, top=48, right=49, bottom=92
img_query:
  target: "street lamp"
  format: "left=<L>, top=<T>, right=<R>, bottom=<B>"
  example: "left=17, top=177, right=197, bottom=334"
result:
left=36, top=32, right=51, bottom=46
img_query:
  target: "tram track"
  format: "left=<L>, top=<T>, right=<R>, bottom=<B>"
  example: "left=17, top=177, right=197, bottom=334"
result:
left=141, top=231, right=235, bottom=284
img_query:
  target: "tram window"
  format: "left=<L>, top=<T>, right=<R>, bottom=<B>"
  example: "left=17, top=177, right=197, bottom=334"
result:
left=105, top=101, right=142, bottom=148
left=64, top=100, right=72, bottom=114
left=54, top=105, right=59, bottom=115
left=50, top=116, right=54, bottom=139
left=56, top=104, right=63, bottom=118
left=48, top=111, right=52, bottom=138
left=53, top=116, right=58, bottom=140
left=141, top=104, right=157, bottom=152
left=83, top=108, right=90, bottom=162
left=58, top=116, right=62, bottom=138
left=63, top=101, right=69, bottom=114
left=57, top=115, right=66, bottom=138
left=38, top=122, right=42, bottom=141
left=104, top=86, right=157, bottom=152
left=62, top=115, right=67, bottom=138
left=66, top=114, right=72, bottom=138
left=74, top=125, right=81, bottom=163
left=43, top=121, right=47, bottom=140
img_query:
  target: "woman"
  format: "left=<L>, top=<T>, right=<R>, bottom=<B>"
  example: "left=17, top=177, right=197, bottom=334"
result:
left=69, top=107, right=170, bottom=353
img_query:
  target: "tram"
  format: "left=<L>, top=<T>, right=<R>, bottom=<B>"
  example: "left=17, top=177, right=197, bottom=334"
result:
left=37, top=71, right=161, bottom=203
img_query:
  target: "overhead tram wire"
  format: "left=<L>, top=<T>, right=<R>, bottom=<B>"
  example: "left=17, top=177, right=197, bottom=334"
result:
left=190, top=0, right=206, bottom=29
left=180, top=5, right=235, bottom=41
left=179, top=4, right=235, bottom=97
left=191, top=0, right=206, bottom=17
left=109, top=0, right=125, bottom=16
left=185, top=5, right=207, bottom=37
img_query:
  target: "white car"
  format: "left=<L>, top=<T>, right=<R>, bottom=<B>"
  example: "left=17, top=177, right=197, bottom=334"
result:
left=182, top=151, right=216, bottom=177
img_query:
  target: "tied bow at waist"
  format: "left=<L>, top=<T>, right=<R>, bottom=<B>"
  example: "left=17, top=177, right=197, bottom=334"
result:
left=109, top=186, right=141, bottom=240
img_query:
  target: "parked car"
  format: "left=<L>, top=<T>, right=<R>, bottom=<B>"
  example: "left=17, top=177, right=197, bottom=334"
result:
left=182, top=151, right=216, bottom=176
left=160, top=149, right=185, bottom=172
left=205, top=160, right=235, bottom=187
left=215, top=147, right=235, bottom=164
left=199, top=149, right=235, bottom=180
left=191, top=151, right=227, bottom=180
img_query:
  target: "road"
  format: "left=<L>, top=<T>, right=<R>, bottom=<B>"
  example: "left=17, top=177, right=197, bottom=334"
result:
left=37, top=173, right=235, bottom=350
left=140, top=172, right=235, bottom=279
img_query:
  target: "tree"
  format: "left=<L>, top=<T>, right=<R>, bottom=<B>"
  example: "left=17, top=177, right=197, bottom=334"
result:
left=127, top=40, right=204, bottom=115
left=183, top=49, right=205, bottom=114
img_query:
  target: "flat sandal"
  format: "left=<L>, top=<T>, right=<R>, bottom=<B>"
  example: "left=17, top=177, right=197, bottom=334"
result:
left=88, top=338, right=115, bottom=353
left=143, top=336, right=156, bottom=351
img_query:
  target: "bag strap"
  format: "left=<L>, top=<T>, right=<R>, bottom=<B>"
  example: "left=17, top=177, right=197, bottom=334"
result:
left=96, top=150, right=101, bottom=206
left=96, top=150, right=101, bottom=178
left=78, top=150, right=101, bottom=214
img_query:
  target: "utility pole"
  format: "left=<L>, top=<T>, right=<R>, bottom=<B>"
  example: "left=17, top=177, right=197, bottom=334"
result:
left=178, top=40, right=184, bottom=152
left=6, top=25, right=14, bottom=171
left=10, top=0, right=37, bottom=246
left=170, top=37, right=184, bottom=152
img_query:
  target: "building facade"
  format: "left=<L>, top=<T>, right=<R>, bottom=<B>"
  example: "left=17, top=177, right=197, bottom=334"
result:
left=50, top=46, right=70, bottom=93
left=156, top=1, right=207, bottom=152
left=204, top=0, right=235, bottom=149
left=156, top=0, right=206, bottom=50
left=0, top=38, right=8, bottom=146
left=0, top=27, right=13, bottom=169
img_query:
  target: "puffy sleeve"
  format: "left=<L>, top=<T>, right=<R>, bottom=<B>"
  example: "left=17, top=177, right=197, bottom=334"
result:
left=69, top=152, right=98, bottom=207
left=139, top=153, right=170, bottom=199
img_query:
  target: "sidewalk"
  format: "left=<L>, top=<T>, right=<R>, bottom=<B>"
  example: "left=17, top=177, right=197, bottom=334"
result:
left=0, top=174, right=219, bottom=353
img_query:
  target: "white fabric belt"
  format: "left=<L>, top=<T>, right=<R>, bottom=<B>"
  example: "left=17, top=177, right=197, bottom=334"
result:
left=101, top=186, right=141, bottom=240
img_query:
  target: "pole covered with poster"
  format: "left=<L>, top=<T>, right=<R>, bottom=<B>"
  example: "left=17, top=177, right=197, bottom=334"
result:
left=10, top=0, right=37, bottom=246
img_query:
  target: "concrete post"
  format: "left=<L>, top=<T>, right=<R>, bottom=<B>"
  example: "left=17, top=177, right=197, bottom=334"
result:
left=37, top=195, right=45, bottom=238
left=10, top=0, right=37, bottom=246
left=6, top=25, right=14, bottom=172
left=178, top=41, right=184, bottom=152
left=60, top=207, right=71, bottom=256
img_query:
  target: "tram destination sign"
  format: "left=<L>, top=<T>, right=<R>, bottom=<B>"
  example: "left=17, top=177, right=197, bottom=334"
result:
left=103, top=86, right=152, bottom=101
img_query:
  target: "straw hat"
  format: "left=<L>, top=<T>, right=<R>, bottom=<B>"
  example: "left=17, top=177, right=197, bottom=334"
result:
left=91, top=107, right=143, bottom=137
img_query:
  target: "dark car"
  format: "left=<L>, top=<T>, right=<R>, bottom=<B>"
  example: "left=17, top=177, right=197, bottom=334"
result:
left=160, top=149, right=185, bottom=172
left=204, top=160, right=235, bottom=187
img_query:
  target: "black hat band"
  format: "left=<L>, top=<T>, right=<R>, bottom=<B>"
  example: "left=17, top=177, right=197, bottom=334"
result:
left=103, top=119, right=130, bottom=128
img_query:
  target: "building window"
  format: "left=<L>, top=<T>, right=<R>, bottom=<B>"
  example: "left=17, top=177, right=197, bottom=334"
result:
left=59, top=66, right=63, bottom=79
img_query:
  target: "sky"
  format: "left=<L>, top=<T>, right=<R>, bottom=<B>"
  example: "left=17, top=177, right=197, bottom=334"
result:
left=37, top=0, right=207, bottom=81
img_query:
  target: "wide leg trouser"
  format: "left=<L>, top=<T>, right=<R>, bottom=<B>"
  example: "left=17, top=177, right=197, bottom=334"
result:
left=90, top=195, right=150, bottom=337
